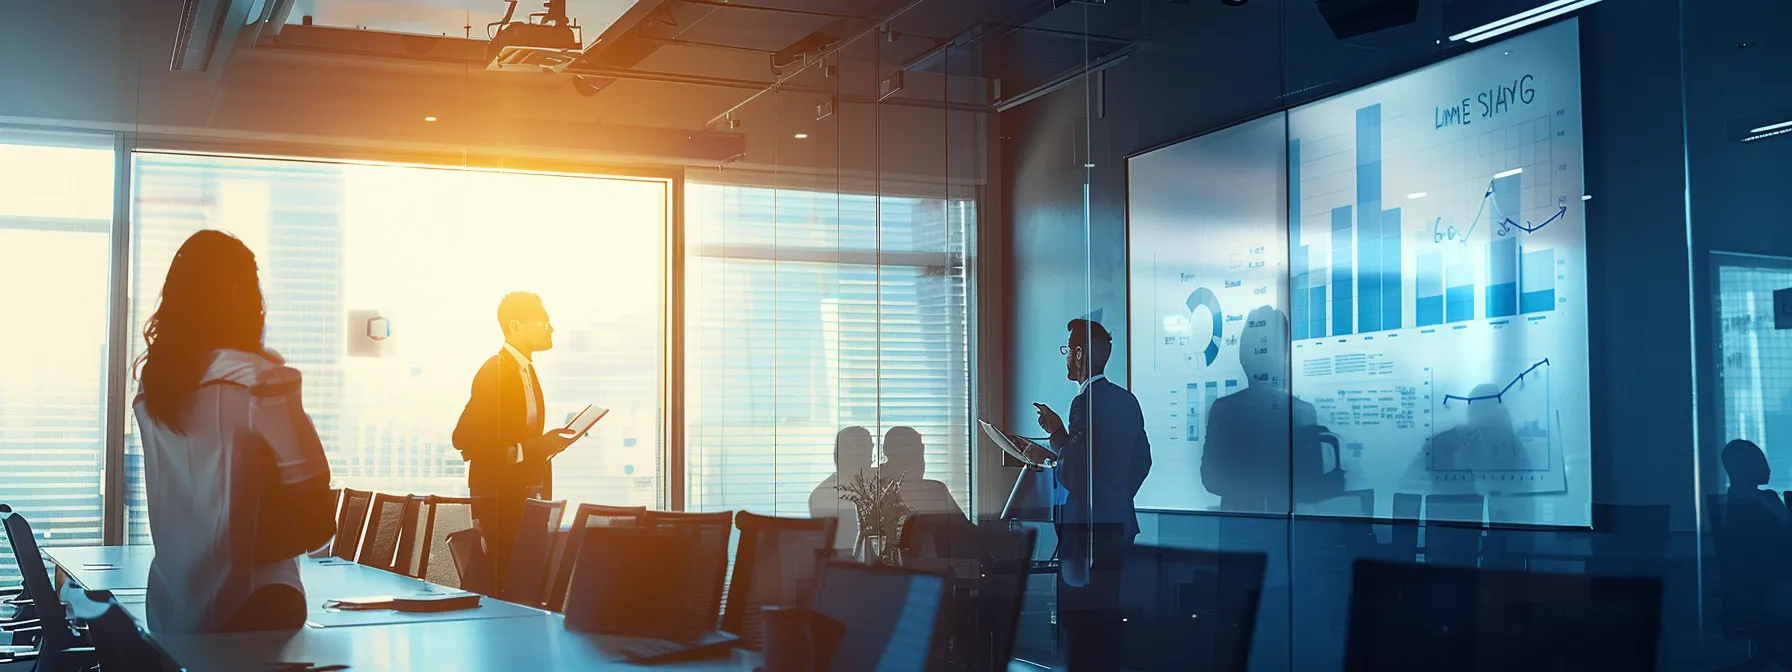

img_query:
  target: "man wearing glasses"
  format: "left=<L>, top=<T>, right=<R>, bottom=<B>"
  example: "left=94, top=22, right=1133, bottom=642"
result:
left=454, top=291, right=578, bottom=584
left=1033, top=319, right=1152, bottom=672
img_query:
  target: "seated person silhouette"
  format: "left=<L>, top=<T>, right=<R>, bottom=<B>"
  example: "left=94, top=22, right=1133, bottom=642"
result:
left=811, top=426, right=875, bottom=550
left=881, top=426, right=968, bottom=520
left=1720, top=439, right=1792, bottom=634
left=1431, top=384, right=1530, bottom=474
left=1201, top=307, right=1316, bottom=513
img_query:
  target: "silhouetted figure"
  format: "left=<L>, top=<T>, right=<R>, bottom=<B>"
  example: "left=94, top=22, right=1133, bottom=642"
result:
left=810, top=426, right=875, bottom=550
left=881, top=426, right=968, bottom=521
left=1034, top=319, right=1151, bottom=672
left=1720, top=439, right=1792, bottom=637
left=1201, top=307, right=1316, bottom=513
left=133, top=230, right=335, bottom=633
left=453, top=292, right=579, bottom=586
left=1432, top=383, right=1529, bottom=473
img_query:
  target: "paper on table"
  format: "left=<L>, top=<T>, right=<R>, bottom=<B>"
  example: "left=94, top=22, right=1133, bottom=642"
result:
left=978, top=420, right=1054, bottom=468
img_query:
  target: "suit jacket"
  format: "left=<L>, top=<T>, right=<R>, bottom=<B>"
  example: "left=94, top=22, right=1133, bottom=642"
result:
left=1201, top=385, right=1317, bottom=512
left=452, top=350, right=551, bottom=523
left=1050, top=377, right=1153, bottom=538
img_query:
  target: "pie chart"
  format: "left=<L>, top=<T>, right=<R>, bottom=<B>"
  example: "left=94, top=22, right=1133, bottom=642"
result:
left=1183, top=287, right=1223, bottom=368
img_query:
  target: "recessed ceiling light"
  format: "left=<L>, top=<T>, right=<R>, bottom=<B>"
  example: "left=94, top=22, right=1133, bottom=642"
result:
left=424, top=116, right=438, bottom=122
left=1407, top=192, right=1428, bottom=199
left=793, top=133, right=809, bottom=139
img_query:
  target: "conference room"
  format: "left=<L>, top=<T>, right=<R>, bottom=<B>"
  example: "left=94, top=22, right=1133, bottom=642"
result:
left=0, top=0, right=1787, bottom=670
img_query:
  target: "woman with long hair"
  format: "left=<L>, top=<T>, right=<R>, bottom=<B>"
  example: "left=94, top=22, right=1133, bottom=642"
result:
left=133, top=230, right=335, bottom=633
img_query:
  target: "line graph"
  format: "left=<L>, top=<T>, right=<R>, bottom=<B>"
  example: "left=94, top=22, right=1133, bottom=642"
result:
left=1442, top=358, right=1550, bottom=406
left=1432, top=174, right=1568, bottom=244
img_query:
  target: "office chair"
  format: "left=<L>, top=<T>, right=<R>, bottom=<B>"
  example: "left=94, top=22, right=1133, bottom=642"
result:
left=1119, top=545, right=1269, bottom=672
left=811, top=561, right=950, bottom=672
left=0, top=509, right=95, bottom=671
left=446, top=528, right=495, bottom=595
left=66, top=589, right=167, bottom=672
left=357, top=492, right=409, bottom=571
left=643, top=510, right=735, bottom=633
left=1588, top=503, right=1670, bottom=578
left=319, top=487, right=342, bottom=556
left=333, top=488, right=374, bottom=562
left=723, top=513, right=838, bottom=650
left=547, top=504, right=647, bottom=612
left=417, top=496, right=485, bottom=590
left=1422, top=493, right=1484, bottom=567
left=1344, top=559, right=1662, bottom=671
left=900, top=517, right=1037, bottom=672
left=1388, top=493, right=1422, bottom=563
left=393, top=495, right=429, bottom=578
left=503, top=498, right=567, bottom=607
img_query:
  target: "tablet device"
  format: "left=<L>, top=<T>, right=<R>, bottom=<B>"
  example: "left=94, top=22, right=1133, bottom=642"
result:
left=563, top=404, right=610, bottom=440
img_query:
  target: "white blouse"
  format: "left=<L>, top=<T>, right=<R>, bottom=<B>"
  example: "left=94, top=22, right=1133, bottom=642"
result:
left=134, top=349, right=331, bottom=633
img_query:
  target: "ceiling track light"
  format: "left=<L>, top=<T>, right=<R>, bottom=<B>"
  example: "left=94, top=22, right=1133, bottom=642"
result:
left=1450, top=0, right=1603, bottom=44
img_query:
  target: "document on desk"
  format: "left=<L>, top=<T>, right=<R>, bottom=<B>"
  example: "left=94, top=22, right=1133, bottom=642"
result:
left=978, top=420, right=1053, bottom=468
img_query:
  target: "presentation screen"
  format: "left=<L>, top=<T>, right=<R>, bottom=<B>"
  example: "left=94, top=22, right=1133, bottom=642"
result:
left=1127, top=20, right=1589, bottom=526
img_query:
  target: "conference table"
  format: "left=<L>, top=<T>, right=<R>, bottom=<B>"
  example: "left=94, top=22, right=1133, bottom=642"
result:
left=43, top=546, right=763, bottom=672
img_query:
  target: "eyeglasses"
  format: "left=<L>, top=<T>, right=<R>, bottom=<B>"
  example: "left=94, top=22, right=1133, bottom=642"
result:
left=1059, top=345, right=1076, bottom=355
left=515, top=319, right=552, bottom=329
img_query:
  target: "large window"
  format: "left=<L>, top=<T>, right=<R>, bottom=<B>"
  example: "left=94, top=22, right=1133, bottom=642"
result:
left=0, top=133, right=115, bottom=585
left=684, top=181, right=975, bottom=519
left=1713, top=255, right=1792, bottom=494
left=125, top=153, right=668, bottom=543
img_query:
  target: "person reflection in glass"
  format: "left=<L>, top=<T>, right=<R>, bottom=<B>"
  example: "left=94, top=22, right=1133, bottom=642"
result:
left=881, top=426, right=967, bottom=520
left=1201, top=306, right=1316, bottom=513
left=811, top=426, right=875, bottom=550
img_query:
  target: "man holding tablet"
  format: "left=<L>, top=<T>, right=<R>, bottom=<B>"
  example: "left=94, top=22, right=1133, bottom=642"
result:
left=453, top=291, right=580, bottom=584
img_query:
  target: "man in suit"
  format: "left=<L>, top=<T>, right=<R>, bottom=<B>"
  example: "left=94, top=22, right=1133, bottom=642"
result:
left=1034, top=318, right=1152, bottom=672
left=453, top=292, right=578, bottom=585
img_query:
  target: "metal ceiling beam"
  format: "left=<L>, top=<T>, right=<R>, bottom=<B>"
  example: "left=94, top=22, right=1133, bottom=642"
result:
left=677, top=0, right=881, bottom=22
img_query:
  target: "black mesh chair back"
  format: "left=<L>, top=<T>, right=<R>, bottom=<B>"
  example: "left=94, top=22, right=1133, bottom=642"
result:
left=503, top=498, right=568, bottom=607
left=418, top=496, right=483, bottom=589
left=393, top=495, right=429, bottom=578
left=446, top=528, right=495, bottom=595
left=333, top=488, right=374, bottom=561
left=547, top=504, right=647, bottom=612
left=67, top=589, right=162, bottom=672
left=723, top=512, right=837, bottom=649
left=643, top=510, right=735, bottom=633
left=357, top=493, right=409, bottom=570
left=1, top=509, right=78, bottom=654
left=1423, top=494, right=1485, bottom=567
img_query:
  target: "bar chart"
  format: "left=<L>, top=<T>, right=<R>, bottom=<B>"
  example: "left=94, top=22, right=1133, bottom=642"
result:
left=1291, top=104, right=1403, bottom=340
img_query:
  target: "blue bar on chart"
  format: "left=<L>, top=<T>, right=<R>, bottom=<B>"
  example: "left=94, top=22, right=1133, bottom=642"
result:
left=1224, top=379, right=1239, bottom=396
left=1417, top=251, right=1444, bottom=327
left=1492, top=168, right=1522, bottom=223
left=1332, top=205, right=1354, bottom=336
left=1290, top=139, right=1310, bottom=340
left=1356, top=105, right=1384, bottom=334
left=1487, top=237, right=1519, bottom=318
left=1521, top=246, right=1556, bottom=313
left=1186, top=383, right=1201, bottom=441
left=1380, top=207, right=1402, bottom=331
left=1446, top=257, right=1475, bottom=323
